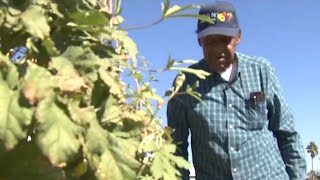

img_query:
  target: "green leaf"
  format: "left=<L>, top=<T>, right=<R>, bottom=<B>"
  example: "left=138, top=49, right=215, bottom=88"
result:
left=0, top=8, right=6, bottom=27
left=8, top=7, right=21, bottom=16
left=140, top=84, right=164, bottom=105
left=101, top=94, right=121, bottom=124
left=111, top=29, right=138, bottom=66
left=5, top=7, right=21, bottom=29
left=164, top=57, right=175, bottom=70
left=150, top=152, right=164, bottom=179
left=26, top=37, right=39, bottom=53
left=191, top=80, right=199, bottom=90
left=36, top=0, right=52, bottom=5
left=112, top=15, right=124, bottom=25
left=36, top=0, right=64, bottom=18
left=162, top=144, right=189, bottom=169
left=83, top=0, right=98, bottom=8
left=0, top=84, right=33, bottom=150
left=50, top=56, right=87, bottom=93
left=21, top=5, right=50, bottom=39
left=161, top=0, right=170, bottom=17
left=115, top=0, right=122, bottom=14
left=186, top=90, right=203, bottom=103
left=35, top=97, right=83, bottom=166
left=162, top=143, right=176, bottom=153
left=170, top=67, right=210, bottom=79
left=58, top=46, right=89, bottom=62
left=67, top=104, right=107, bottom=170
left=149, top=144, right=190, bottom=180
left=50, top=3, right=64, bottom=18
left=68, top=101, right=95, bottom=127
left=162, top=4, right=213, bottom=24
left=96, top=133, right=140, bottom=180
left=42, top=38, right=60, bottom=56
left=84, top=117, right=109, bottom=168
left=69, top=9, right=109, bottom=26
left=164, top=4, right=198, bottom=18
left=149, top=149, right=180, bottom=180
left=0, top=54, right=19, bottom=89
left=23, top=62, right=56, bottom=104
left=169, top=155, right=190, bottom=169
left=58, top=46, right=112, bottom=71
left=130, top=71, right=144, bottom=82
left=82, top=112, right=140, bottom=180
left=99, top=68, right=125, bottom=99
left=112, top=124, right=142, bottom=139
left=50, top=55, right=75, bottom=74
left=49, top=47, right=102, bottom=87
left=140, top=141, right=158, bottom=153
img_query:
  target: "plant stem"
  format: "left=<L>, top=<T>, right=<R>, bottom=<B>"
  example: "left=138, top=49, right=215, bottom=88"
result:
left=122, top=18, right=164, bottom=31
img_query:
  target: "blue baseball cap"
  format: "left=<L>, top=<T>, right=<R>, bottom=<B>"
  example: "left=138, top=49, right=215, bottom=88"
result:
left=197, top=1, right=240, bottom=39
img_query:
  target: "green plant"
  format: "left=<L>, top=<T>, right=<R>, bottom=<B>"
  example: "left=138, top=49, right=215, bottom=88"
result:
left=0, top=0, right=210, bottom=179
left=307, top=141, right=319, bottom=180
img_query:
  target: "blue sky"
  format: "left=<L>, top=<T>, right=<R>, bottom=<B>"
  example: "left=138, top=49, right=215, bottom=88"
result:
left=121, top=0, right=320, bottom=171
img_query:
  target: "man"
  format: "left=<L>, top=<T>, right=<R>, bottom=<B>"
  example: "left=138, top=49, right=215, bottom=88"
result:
left=167, top=1, right=307, bottom=180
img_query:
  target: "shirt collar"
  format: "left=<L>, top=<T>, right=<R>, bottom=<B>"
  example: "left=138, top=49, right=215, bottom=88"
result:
left=236, top=52, right=248, bottom=79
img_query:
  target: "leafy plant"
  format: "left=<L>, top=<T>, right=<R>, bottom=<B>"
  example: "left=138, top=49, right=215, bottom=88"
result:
left=307, top=141, right=319, bottom=180
left=0, top=0, right=210, bottom=179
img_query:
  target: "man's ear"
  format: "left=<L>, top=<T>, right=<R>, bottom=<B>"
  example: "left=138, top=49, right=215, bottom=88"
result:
left=198, top=38, right=203, bottom=46
left=235, top=30, right=242, bottom=45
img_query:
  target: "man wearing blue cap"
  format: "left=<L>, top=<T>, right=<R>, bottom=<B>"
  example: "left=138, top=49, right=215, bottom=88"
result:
left=167, top=1, right=306, bottom=180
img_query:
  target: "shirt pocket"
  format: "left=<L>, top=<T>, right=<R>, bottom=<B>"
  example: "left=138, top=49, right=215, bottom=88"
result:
left=245, top=99, right=268, bottom=130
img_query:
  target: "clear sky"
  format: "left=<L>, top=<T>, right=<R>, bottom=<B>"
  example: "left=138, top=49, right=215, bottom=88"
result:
left=121, top=0, right=320, bottom=171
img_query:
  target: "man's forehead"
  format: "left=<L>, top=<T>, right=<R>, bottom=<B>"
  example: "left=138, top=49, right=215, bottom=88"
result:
left=202, top=34, right=233, bottom=40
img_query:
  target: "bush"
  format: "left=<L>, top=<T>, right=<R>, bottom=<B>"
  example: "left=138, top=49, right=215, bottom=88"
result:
left=0, top=0, right=212, bottom=179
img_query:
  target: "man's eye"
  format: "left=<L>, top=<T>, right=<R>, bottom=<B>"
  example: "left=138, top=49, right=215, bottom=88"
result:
left=206, top=40, right=218, bottom=45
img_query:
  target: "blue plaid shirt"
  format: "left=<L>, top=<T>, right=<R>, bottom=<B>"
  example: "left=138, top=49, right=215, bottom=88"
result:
left=167, top=53, right=306, bottom=180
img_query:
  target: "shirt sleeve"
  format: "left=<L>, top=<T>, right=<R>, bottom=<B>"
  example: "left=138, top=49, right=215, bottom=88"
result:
left=167, top=95, right=190, bottom=180
left=266, top=65, right=307, bottom=180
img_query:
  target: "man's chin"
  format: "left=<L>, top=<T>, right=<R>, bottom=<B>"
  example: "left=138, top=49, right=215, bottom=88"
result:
left=216, top=69, right=226, bottom=74
left=216, top=63, right=233, bottom=73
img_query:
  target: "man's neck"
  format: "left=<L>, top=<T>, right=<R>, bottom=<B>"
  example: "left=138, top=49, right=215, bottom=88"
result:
left=220, top=64, right=233, bottom=81
left=218, top=55, right=239, bottom=82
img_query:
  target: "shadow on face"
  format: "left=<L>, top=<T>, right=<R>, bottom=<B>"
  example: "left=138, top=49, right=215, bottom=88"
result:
left=199, top=32, right=241, bottom=73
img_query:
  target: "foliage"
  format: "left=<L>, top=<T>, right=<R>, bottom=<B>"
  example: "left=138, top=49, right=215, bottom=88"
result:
left=307, top=142, right=319, bottom=180
left=0, top=0, right=210, bottom=179
left=307, top=142, right=319, bottom=159
left=307, top=170, right=320, bottom=180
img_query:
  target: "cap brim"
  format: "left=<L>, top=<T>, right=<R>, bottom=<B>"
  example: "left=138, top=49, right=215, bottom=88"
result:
left=197, top=27, right=239, bottom=39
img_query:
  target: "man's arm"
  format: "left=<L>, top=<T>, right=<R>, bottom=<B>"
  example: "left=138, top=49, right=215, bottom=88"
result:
left=266, top=65, right=307, bottom=180
left=167, top=96, right=190, bottom=180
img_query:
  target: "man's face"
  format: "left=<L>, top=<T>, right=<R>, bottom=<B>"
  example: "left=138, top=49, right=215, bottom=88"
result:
left=200, top=32, right=241, bottom=73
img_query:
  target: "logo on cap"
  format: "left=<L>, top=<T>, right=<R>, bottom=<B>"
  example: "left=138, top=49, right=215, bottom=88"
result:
left=204, top=11, right=234, bottom=24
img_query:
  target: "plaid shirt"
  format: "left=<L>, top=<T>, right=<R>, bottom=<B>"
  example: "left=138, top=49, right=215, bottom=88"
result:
left=167, top=53, right=306, bottom=180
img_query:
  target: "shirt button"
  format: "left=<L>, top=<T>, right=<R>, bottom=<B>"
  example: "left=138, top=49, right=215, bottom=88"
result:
left=229, top=124, right=233, bottom=129
left=228, top=103, right=233, bottom=108
left=233, top=168, right=237, bottom=172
